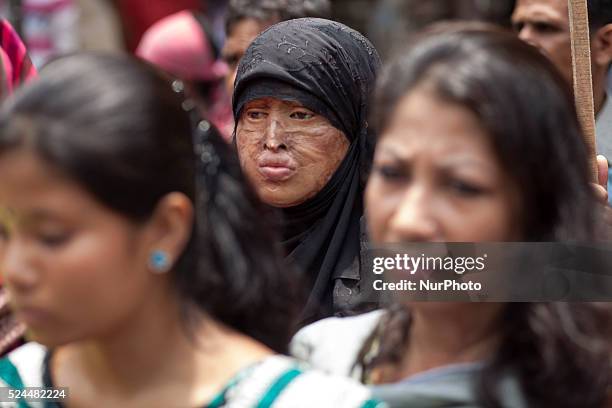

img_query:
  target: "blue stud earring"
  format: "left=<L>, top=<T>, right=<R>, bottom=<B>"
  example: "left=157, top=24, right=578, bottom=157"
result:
left=149, top=250, right=170, bottom=273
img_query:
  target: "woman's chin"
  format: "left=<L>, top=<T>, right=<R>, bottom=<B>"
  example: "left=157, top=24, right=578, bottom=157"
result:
left=258, top=190, right=309, bottom=208
left=262, top=198, right=304, bottom=208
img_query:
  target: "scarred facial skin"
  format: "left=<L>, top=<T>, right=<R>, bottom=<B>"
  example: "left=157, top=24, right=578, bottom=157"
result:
left=236, top=97, right=350, bottom=207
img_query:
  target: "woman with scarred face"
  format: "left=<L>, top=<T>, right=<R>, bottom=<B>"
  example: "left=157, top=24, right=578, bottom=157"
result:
left=233, top=18, right=381, bottom=324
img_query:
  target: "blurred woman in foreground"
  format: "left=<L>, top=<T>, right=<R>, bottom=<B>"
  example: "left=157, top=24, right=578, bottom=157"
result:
left=0, top=54, right=381, bottom=407
left=292, top=26, right=612, bottom=408
left=0, top=18, right=37, bottom=357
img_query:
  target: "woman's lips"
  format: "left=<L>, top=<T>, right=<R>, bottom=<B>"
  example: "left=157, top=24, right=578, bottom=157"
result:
left=257, top=156, right=296, bottom=182
left=258, top=166, right=296, bottom=182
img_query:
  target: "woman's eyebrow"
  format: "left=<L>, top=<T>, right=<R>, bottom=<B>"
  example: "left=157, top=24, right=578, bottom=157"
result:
left=378, top=144, right=409, bottom=161
left=246, top=102, right=271, bottom=109
left=245, top=97, right=275, bottom=107
left=18, top=209, right=68, bottom=226
left=0, top=208, right=62, bottom=230
left=277, top=100, right=306, bottom=110
left=438, top=157, right=498, bottom=173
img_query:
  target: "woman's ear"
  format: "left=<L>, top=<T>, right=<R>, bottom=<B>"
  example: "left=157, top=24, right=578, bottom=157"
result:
left=592, top=24, right=612, bottom=68
left=144, top=192, right=194, bottom=273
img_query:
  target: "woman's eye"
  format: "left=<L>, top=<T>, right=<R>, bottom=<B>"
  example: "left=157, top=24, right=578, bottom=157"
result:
left=37, top=231, right=71, bottom=247
left=246, top=111, right=267, bottom=120
left=375, top=164, right=406, bottom=182
left=290, top=111, right=314, bottom=120
left=447, top=179, right=485, bottom=197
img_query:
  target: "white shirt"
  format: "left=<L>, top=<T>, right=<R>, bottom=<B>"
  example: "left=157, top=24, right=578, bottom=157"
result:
left=596, top=93, right=612, bottom=159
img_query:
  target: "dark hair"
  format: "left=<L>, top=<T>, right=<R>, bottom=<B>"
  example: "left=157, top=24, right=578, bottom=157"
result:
left=0, top=53, right=299, bottom=353
left=225, top=0, right=331, bottom=35
left=189, top=11, right=224, bottom=100
left=588, top=0, right=612, bottom=30
left=364, top=27, right=612, bottom=408
left=191, top=11, right=222, bottom=60
left=366, top=0, right=515, bottom=59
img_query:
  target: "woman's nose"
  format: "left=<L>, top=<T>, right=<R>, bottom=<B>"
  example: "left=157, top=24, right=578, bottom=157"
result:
left=263, top=120, right=287, bottom=151
left=387, top=186, right=438, bottom=242
left=1, top=240, right=38, bottom=293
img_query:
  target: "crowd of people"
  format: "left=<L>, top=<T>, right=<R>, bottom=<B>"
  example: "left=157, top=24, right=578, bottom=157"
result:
left=0, top=0, right=609, bottom=407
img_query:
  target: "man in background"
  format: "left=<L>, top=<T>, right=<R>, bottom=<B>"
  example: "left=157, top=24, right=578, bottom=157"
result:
left=512, top=0, right=612, bottom=192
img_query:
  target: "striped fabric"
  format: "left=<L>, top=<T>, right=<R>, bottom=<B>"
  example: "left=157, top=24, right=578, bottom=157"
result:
left=0, top=343, right=385, bottom=408
left=204, top=355, right=386, bottom=407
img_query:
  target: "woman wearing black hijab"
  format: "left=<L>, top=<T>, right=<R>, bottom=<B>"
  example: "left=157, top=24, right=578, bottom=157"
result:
left=233, top=18, right=381, bottom=323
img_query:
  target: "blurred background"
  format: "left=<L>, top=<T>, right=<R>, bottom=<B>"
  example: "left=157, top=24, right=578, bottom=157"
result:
left=0, top=0, right=516, bottom=68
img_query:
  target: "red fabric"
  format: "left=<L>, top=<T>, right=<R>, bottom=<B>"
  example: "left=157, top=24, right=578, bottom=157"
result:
left=115, top=0, right=203, bottom=52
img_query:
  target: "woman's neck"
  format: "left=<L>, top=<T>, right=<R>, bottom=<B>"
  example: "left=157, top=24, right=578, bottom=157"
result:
left=384, top=303, right=504, bottom=382
left=52, top=288, right=272, bottom=407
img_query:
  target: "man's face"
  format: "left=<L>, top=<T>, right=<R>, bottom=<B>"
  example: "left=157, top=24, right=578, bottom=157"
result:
left=222, top=18, right=273, bottom=96
left=512, top=0, right=573, bottom=84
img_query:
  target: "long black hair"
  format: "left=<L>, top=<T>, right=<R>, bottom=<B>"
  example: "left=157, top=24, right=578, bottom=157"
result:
left=588, top=0, right=612, bottom=30
left=363, top=25, right=612, bottom=408
left=0, top=53, right=299, bottom=353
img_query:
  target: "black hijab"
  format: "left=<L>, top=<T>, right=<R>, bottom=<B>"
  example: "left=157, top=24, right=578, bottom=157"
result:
left=233, top=18, right=381, bottom=322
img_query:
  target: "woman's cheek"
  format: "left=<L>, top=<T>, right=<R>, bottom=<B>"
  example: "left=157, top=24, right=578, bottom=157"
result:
left=237, top=126, right=263, bottom=145
left=299, top=162, right=332, bottom=197
left=291, top=143, right=321, bottom=163
left=294, top=127, right=348, bottom=161
left=236, top=129, right=262, bottom=164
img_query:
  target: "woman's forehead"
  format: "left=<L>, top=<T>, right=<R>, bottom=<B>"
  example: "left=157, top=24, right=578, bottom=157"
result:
left=378, top=89, right=499, bottom=162
left=0, top=150, right=102, bottom=220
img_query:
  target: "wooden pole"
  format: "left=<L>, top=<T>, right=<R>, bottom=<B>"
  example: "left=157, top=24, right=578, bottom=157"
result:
left=568, top=0, right=598, bottom=181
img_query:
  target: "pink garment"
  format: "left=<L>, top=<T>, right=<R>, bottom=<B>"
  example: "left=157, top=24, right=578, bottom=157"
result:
left=0, top=19, right=37, bottom=97
left=136, top=10, right=227, bottom=82
left=0, top=49, right=13, bottom=95
left=208, top=86, right=234, bottom=141
left=115, top=0, right=201, bottom=52
left=136, top=10, right=232, bottom=141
